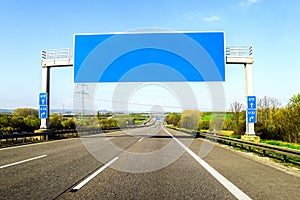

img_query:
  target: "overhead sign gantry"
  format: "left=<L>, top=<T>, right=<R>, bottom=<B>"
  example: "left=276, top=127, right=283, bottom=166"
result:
left=40, top=31, right=257, bottom=138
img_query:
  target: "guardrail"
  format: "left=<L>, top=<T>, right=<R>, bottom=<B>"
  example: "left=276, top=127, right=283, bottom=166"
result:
left=0, top=121, right=156, bottom=147
left=1, top=130, right=72, bottom=146
left=167, top=126, right=300, bottom=163
left=0, top=128, right=105, bottom=147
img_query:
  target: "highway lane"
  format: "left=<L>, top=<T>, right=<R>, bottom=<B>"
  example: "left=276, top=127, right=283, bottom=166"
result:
left=1, top=123, right=300, bottom=199
left=0, top=138, right=100, bottom=199
left=60, top=127, right=237, bottom=200
left=191, top=138, right=300, bottom=200
left=0, top=129, right=141, bottom=199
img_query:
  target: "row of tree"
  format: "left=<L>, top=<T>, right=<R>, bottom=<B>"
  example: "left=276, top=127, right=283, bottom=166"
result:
left=0, top=108, right=40, bottom=133
left=256, top=94, right=300, bottom=143
left=0, top=109, right=150, bottom=134
left=165, top=93, right=300, bottom=144
left=75, top=114, right=149, bottom=130
left=227, top=94, right=300, bottom=143
left=0, top=108, right=77, bottom=134
left=1, top=94, right=299, bottom=143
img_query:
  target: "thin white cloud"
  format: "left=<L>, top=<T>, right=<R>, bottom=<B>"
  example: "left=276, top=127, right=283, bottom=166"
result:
left=240, top=0, right=259, bottom=6
left=202, top=16, right=220, bottom=22
left=184, top=12, right=220, bottom=22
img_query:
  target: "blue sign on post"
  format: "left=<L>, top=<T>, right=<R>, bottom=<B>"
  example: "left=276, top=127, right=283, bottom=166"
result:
left=39, top=93, right=48, bottom=106
left=247, top=95, right=257, bottom=123
left=39, top=106, right=48, bottom=119
left=73, top=31, right=225, bottom=83
left=39, top=93, right=48, bottom=119
left=247, top=96, right=256, bottom=109
left=247, top=110, right=257, bottom=123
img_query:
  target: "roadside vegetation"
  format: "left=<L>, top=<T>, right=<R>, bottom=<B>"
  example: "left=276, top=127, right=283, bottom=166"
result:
left=0, top=110, right=150, bottom=135
left=260, top=140, right=300, bottom=150
left=1, top=93, right=299, bottom=146
left=0, top=108, right=40, bottom=134
left=75, top=113, right=150, bottom=129
left=165, top=93, right=300, bottom=145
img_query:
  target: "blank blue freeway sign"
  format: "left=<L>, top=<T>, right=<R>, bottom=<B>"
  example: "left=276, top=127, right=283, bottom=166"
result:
left=74, top=31, right=225, bottom=83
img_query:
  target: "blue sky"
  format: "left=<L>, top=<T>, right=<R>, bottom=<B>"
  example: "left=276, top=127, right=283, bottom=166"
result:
left=0, top=0, right=299, bottom=112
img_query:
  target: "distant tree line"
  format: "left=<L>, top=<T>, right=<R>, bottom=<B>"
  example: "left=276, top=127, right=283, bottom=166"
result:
left=0, top=109, right=150, bottom=134
left=165, top=93, right=300, bottom=144
left=0, top=108, right=76, bottom=134
left=0, top=108, right=40, bottom=134
left=75, top=113, right=149, bottom=129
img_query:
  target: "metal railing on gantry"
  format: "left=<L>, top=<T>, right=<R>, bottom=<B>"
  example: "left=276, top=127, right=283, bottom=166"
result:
left=41, top=46, right=254, bottom=67
left=226, top=46, right=254, bottom=64
left=41, top=48, right=73, bottom=67
left=226, top=46, right=253, bottom=57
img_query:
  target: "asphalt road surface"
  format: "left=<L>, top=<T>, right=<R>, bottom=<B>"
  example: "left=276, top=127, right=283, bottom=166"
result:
left=1, top=121, right=299, bottom=200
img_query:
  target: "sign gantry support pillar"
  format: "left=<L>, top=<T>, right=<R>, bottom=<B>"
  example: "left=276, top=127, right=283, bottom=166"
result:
left=244, top=63, right=255, bottom=135
left=39, top=49, right=73, bottom=130
left=40, top=66, right=50, bottom=129
left=226, top=46, right=259, bottom=141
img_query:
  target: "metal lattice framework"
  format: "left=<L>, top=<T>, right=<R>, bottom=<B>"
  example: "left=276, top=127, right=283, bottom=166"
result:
left=226, top=46, right=253, bottom=57
left=41, top=46, right=254, bottom=66
left=41, top=48, right=73, bottom=67
left=226, top=46, right=254, bottom=64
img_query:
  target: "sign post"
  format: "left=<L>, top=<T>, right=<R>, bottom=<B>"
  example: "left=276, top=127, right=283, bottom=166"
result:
left=226, top=46, right=259, bottom=141
left=245, top=62, right=256, bottom=136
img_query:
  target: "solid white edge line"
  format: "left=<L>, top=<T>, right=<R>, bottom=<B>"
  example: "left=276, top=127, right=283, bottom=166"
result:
left=103, top=137, right=115, bottom=141
left=138, top=137, right=144, bottom=142
left=0, top=155, right=48, bottom=169
left=72, top=157, right=119, bottom=191
left=0, top=138, right=78, bottom=151
left=163, top=128, right=252, bottom=200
